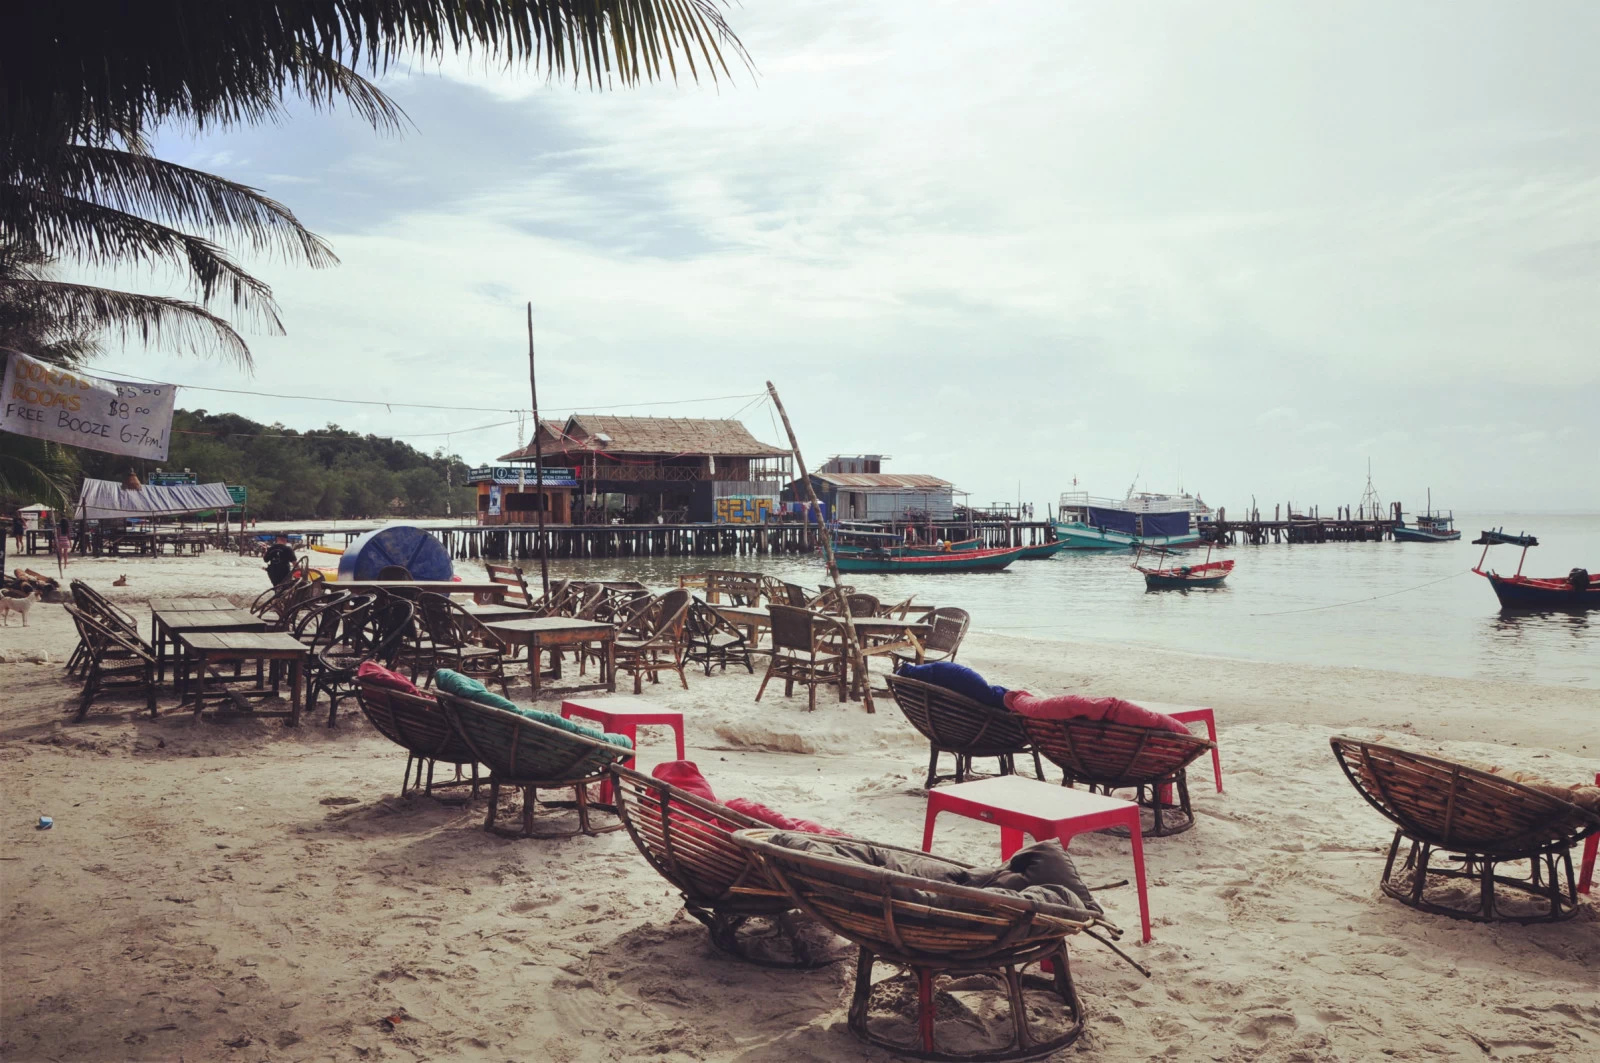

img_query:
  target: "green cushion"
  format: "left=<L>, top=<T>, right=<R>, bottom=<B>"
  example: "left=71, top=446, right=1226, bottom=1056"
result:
left=434, top=669, right=633, bottom=750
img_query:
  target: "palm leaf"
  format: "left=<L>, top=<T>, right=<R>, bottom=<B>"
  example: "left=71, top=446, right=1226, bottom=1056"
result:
left=5, top=145, right=339, bottom=266
left=0, top=2, right=748, bottom=145
left=0, top=278, right=253, bottom=366
left=0, top=432, right=79, bottom=509
left=1, top=185, right=283, bottom=327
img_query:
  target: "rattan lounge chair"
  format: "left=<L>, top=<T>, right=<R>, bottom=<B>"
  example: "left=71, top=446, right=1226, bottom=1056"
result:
left=733, top=828, right=1114, bottom=1062
left=356, top=677, right=483, bottom=798
left=886, top=672, right=1043, bottom=789
left=436, top=691, right=631, bottom=837
left=1019, top=716, right=1213, bottom=837
left=889, top=607, right=970, bottom=668
left=1331, top=737, right=1600, bottom=922
left=609, top=766, right=835, bottom=966
left=683, top=598, right=755, bottom=676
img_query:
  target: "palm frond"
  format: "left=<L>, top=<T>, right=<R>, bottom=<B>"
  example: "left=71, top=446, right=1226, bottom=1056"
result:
left=0, top=2, right=749, bottom=145
left=0, top=432, right=80, bottom=509
left=5, top=145, right=339, bottom=267
left=1, top=185, right=283, bottom=328
left=0, top=278, right=254, bottom=366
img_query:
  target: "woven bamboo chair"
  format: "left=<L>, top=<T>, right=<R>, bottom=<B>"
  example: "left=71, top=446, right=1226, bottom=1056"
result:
left=886, top=672, right=1043, bottom=789
left=755, top=605, right=847, bottom=710
left=436, top=691, right=631, bottom=838
left=1331, top=737, right=1600, bottom=923
left=62, top=603, right=157, bottom=721
left=609, top=766, right=835, bottom=966
left=307, top=594, right=390, bottom=726
left=733, top=829, right=1113, bottom=1062
left=683, top=598, right=755, bottom=676
left=66, top=580, right=141, bottom=678
left=1019, top=717, right=1213, bottom=837
left=413, top=592, right=512, bottom=695
left=889, top=607, right=970, bottom=668
left=356, top=678, right=483, bottom=798
left=613, top=589, right=691, bottom=694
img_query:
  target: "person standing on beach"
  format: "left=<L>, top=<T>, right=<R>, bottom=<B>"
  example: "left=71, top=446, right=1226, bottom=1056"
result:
left=11, top=511, right=25, bottom=552
left=263, top=534, right=297, bottom=587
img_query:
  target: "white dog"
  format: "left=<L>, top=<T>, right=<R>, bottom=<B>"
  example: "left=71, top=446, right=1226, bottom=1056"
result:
left=0, top=590, right=39, bottom=626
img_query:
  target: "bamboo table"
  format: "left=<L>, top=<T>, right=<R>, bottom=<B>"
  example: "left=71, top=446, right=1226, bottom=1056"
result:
left=177, top=630, right=311, bottom=726
left=484, top=617, right=616, bottom=697
left=152, top=607, right=268, bottom=684
left=711, top=604, right=771, bottom=647
left=841, top=618, right=931, bottom=698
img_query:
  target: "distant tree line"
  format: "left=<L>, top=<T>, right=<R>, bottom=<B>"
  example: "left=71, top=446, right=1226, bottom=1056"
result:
left=69, top=410, right=477, bottom=521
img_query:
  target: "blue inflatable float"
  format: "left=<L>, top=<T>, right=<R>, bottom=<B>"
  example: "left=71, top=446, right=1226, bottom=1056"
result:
left=337, top=524, right=454, bottom=582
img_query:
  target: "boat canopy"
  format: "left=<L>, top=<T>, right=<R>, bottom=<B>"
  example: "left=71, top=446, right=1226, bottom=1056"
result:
left=1085, top=506, right=1190, bottom=538
left=1472, top=529, right=1538, bottom=548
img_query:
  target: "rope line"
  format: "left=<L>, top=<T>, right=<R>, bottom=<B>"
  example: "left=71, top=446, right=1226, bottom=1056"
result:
left=1248, top=569, right=1471, bottom=616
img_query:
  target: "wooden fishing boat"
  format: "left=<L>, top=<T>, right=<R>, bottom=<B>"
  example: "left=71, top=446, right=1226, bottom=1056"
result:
left=834, top=534, right=983, bottom=558
left=1017, top=540, right=1070, bottom=560
left=1472, top=529, right=1598, bottom=610
left=1133, top=544, right=1233, bottom=590
left=1393, top=490, right=1461, bottom=542
left=834, top=544, right=1027, bottom=574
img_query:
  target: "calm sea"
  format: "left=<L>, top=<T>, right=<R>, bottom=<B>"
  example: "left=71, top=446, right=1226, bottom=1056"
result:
left=508, top=512, right=1600, bottom=690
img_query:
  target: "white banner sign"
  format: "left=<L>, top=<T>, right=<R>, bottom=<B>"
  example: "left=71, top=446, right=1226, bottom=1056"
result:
left=1, top=353, right=175, bottom=461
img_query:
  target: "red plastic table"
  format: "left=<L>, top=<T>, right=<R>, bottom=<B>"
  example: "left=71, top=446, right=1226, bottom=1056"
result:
left=1580, top=772, right=1599, bottom=896
left=922, top=775, right=1152, bottom=942
left=560, top=697, right=686, bottom=803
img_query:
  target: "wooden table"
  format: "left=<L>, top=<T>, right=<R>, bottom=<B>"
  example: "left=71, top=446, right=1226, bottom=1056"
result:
left=711, top=604, right=771, bottom=646
left=842, top=618, right=932, bottom=697
left=152, top=607, right=268, bottom=684
left=485, top=617, right=616, bottom=697
left=923, top=775, right=1152, bottom=943
left=330, top=580, right=508, bottom=600
left=463, top=602, right=542, bottom=624
left=177, top=630, right=311, bottom=726
left=150, top=598, right=234, bottom=613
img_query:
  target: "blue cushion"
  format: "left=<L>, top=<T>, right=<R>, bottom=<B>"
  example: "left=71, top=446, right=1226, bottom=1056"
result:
left=898, top=661, right=1008, bottom=709
left=433, top=670, right=633, bottom=750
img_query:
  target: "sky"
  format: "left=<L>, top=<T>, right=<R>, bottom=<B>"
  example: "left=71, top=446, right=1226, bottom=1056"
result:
left=94, top=0, right=1600, bottom=514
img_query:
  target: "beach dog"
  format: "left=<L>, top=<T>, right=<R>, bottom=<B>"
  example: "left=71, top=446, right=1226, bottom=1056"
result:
left=0, top=589, right=39, bottom=626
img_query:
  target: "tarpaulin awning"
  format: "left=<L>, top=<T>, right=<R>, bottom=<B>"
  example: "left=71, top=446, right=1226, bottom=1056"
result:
left=76, top=478, right=235, bottom=519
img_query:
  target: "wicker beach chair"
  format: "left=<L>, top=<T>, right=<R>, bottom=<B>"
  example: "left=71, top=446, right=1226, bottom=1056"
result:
left=1330, top=737, right=1600, bottom=923
left=683, top=598, right=755, bottom=676
left=886, top=672, right=1043, bottom=789
left=62, top=603, right=157, bottom=721
left=732, top=829, right=1112, bottom=1062
left=608, top=766, right=834, bottom=966
left=305, top=594, right=386, bottom=726
left=1019, top=717, right=1213, bottom=837
left=65, top=580, right=141, bottom=677
left=613, top=589, right=691, bottom=694
left=412, top=592, right=512, bottom=694
left=889, top=607, right=970, bottom=668
left=356, top=678, right=482, bottom=798
left=755, top=605, right=847, bottom=710
left=436, top=691, right=631, bottom=837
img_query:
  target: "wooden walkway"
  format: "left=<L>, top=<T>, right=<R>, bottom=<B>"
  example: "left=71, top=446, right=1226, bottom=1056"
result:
left=336, top=522, right=820, bottom=560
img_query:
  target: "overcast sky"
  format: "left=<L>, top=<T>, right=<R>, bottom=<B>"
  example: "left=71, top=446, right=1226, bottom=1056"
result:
left=106, top=0, right=1599, bottom=514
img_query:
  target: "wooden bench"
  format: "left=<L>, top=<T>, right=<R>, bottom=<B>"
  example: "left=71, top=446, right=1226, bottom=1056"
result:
left=483, top=563, right=533, bottom=608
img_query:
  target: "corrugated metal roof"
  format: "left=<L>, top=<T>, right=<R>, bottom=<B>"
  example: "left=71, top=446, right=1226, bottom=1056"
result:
left=499, top=415, right=787, bottom=461
left=811, top=473, right=953, bottom=490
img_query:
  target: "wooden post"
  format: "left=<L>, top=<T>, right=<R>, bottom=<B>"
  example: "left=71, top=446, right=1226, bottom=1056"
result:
left=765, top=381, right=876, bottom=714
left=527, top=303, right=551, bottom=600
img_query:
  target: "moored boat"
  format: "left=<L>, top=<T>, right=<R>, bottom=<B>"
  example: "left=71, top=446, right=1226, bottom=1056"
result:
left=1054, top=490, right=1202, bottom=550
left=834, top=544, right=1028, bottom=574
left=1132, top=544, right=1233, bottom=590
left=1472, top=529, right=1598, bottom=610
left=1393, top=490, right=1461, bottom=542
left=1017, top=540, right=1070, bottom=560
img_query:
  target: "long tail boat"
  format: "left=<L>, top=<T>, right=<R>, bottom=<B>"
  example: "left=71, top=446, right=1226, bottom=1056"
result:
left=1132, top=544, right=1233, bottom=590
left=834, top=544, right=1028, bottom=574
left=1472, top=529, right=1598, bottom=610
left=1017, top=540, right=1070, bottom=559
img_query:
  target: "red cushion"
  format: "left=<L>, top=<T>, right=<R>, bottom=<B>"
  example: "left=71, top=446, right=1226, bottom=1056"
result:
left=358, top=660, right=429, bottom=699
left=651, top=760, right=718, bottom=802
left=725, top=798, right=845, bottom=836
left=1004, top=690, right=1189, bottom=734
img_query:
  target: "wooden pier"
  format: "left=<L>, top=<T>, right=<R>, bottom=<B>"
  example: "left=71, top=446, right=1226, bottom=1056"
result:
left=1199, top=502, right=1401, bottom=545
left=335, top=522, right=821, bottom=561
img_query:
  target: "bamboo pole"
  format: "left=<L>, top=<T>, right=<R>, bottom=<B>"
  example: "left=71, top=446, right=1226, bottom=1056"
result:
left=527, top=303, right=551, bottom=600
left=765, top=381, right=875, bottom=713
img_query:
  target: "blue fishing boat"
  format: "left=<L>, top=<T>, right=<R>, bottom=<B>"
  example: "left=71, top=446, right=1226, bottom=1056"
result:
left=1392, top=490, right=1461, bottom=543
left=1472, top=529, right=1598, bottom=610
left=1017, top=540, right=1070, bottom=559
left=1053, top=492, right=1199, bottom=551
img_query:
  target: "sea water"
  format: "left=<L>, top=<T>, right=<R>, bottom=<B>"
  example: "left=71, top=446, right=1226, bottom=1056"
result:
left=512, top=512, right=1599, bottom=690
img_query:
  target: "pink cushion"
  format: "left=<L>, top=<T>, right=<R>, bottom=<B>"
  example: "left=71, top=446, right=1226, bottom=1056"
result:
left=1004, top=690, right=1190, bottom=735
left=652, top=760, right=718, bottom=802
left=358, top=660, right=429, bottom=699
left=725, top=798, right=845, bottom=836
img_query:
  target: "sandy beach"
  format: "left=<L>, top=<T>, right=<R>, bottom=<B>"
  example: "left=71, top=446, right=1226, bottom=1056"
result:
left=2, top=549, right=1597, bottom=1062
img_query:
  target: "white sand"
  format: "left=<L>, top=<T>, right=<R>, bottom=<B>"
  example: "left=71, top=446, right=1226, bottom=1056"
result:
left=2, top=549, right=1597, bottom=1061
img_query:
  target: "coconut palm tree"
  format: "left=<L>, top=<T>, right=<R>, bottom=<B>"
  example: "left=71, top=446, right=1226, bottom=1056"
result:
left=0, top=2, right=746, bottom=363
